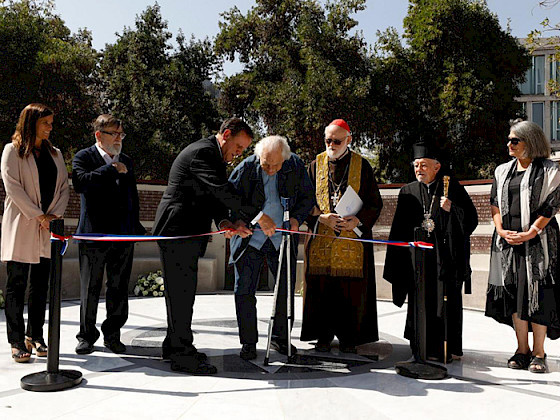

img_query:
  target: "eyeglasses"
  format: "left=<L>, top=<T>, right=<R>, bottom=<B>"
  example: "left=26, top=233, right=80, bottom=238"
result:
left=508, top=137, right=524, bottom=145
left=324, top=135, right=350, bottom=146
left=101, top=131, right=126, bottom=140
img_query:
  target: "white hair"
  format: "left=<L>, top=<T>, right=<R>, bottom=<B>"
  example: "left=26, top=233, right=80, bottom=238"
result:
left=254, top=135, right=291, bottom=160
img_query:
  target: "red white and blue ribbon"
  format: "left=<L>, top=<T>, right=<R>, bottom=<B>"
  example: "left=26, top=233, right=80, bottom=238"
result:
left=275, top=228, right=434, bottom=249
left=50, top=230, right=232, bottom=255
left=51, top=228, right=433, bottom=255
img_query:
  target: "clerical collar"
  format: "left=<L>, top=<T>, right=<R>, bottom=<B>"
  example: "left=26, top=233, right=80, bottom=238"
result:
left=422, top=179, right=437, bottom=194
left=427, top=179, right=436, bottom=190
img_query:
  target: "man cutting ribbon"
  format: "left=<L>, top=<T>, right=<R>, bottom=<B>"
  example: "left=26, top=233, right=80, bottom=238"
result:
left=152, top=117, right=275, bottom=375
left=228, top=135, right=315, bottom=361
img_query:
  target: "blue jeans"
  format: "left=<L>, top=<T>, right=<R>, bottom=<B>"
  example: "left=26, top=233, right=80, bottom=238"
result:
left=233, top=238, right=297, bottom=344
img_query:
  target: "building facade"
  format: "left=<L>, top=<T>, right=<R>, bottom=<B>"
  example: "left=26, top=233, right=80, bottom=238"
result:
left=517, top=38, right=560, bottom=148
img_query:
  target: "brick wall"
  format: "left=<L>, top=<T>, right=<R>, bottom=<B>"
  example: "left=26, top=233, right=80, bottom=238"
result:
left=138, top=190, right=164, bottom=223
left=55, top=182, right=165, bottom=223
left=64, top=190, right=80, bottom=220
left=470, top=192, right=492, bottom=221
left=377, top=195, right=398, bottom=227
left=471, top=234, right=492, bottom=252
left=0, top=177, right=494, bottom=250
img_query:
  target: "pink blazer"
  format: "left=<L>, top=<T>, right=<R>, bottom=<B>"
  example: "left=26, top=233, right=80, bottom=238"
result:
left=1, top=143, right=69, bottom=263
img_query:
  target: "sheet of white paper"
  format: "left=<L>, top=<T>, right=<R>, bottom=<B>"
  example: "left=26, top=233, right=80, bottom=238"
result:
left=334, top=185, right=364, bottom=237
left=335, top=185, right=363, bottom=217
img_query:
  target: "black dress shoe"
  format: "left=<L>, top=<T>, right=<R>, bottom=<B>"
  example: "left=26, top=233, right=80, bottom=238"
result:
left=75, top=339, right=94, bottom=355
left=339, top=343, right=357, bottom=354
left=170, top=354, right=217, bottom=375
left=240, top=344, right=257, bottom=361
left=315, top=340, right=332, bottom=353
left=162, top=347, right=207, bottom=361
left=104, top=339, right=126, bottom=354
left=271, top=340, right=297, bottom=356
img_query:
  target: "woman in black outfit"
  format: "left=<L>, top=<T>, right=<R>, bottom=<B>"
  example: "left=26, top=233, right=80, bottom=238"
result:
left=1, top=104, right=69, bottom=362
left=486, top=120, right=560, bottom=373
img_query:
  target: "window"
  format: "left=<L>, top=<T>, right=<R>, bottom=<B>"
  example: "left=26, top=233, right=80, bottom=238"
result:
left=552, top=101, right=560, bottom=141
left=532, top=102, right=544, bottom=128
left=520, top=55, right=546, bottom=95
left=551, top=59, right=560, bottom=82
left=535, top=55, right=545, bottom=94
left=520, top=69, right=532, bottom=95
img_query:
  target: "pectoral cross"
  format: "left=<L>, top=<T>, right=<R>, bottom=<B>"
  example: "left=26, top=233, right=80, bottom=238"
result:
left=331, top=191, right=341, bottom=207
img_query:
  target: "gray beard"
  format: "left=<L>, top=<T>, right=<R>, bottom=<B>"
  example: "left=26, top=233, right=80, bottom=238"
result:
left=327, top=147, right=348, bottom=160
left=105, top=144, right=122, bottom=156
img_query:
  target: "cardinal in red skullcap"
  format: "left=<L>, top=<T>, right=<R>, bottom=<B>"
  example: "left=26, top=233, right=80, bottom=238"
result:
left=328, top=119, right=351, bottom=133
left=300, top=118, right=383, bottom=353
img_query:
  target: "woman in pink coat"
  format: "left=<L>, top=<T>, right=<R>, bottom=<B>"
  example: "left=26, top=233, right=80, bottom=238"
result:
left=1, top=104, right=69, bottom=362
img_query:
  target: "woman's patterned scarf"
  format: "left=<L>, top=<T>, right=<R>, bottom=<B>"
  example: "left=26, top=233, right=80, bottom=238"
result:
left=489, top=158, right=560, bottom=315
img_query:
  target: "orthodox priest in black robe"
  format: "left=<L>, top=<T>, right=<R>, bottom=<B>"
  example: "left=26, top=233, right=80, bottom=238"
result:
left=383, top=143, right=478, bottom=362
left=300, top=119, right=383, bottom=353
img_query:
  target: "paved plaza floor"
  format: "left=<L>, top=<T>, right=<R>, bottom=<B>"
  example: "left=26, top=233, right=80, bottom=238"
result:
left=1, top=294, right=560, bottom=420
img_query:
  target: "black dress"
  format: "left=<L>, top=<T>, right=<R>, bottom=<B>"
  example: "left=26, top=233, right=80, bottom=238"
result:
left=485, top=171, right=560, bottom=338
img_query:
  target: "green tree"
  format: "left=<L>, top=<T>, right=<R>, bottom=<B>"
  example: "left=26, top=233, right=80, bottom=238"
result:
left=99, top=4, right=220, bottom=179
left=215, top=0, right=375, bottom=161
left=371, top=0, right=531, bottom=181
left=0, top=0, right=99, bottom=161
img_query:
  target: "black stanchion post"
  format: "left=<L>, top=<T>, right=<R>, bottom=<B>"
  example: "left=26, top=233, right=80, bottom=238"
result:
left=281, top=197, right=294, bottom=364
left=413, top=227, right=427, bottom=363
left=394, top=228, right=447, bottom=380
left=21, top=219, right=83, bottom=391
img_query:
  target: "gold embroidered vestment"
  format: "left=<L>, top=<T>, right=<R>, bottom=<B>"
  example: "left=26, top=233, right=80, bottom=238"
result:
left=308, top=151, right=364, bottom=277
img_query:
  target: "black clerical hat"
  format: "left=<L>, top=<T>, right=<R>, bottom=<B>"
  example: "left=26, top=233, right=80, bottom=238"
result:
left=412, top=142, right=440, bottom=161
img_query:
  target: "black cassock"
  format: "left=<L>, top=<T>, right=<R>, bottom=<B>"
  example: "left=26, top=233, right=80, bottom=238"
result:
left=383, top=176, right=478, bottom=360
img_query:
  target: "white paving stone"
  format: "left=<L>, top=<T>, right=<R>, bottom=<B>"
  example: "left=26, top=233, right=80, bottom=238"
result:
left=1, top=295, right=560, bottom=420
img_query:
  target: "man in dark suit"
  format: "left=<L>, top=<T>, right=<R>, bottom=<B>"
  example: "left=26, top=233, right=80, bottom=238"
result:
left=72, top=114, right=145, bottom=355
left=228, top=135, right=315, bottom=360
left=152, top=117, right=276, bottom=375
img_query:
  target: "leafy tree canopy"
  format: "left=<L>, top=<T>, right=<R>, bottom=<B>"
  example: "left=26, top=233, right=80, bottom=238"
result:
left=0, top=0, right=534, bottom=183
left=100, top=4, right=221, bottom=179
left=215, top=0, right=375, bottom=162
left=0, top=0, right=98, bottom=162
left=371, top=0, right=531, bottom=181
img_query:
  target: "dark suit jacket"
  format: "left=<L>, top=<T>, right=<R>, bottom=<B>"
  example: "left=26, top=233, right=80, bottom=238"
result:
left=152, top=135, right=259, bottom=237
left=228, top=153, right=316, bottom=263
left=72, top=145, right=145, bottom=235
